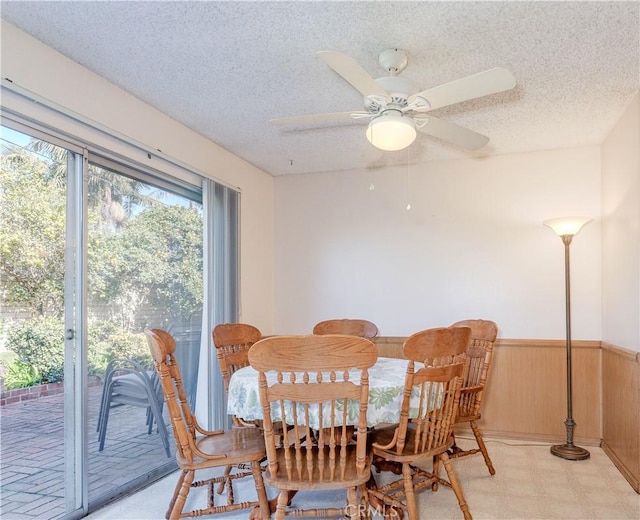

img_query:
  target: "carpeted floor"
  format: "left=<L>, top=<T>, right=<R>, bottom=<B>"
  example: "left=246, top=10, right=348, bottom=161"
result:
left=86, top=437, right=639, bottom=519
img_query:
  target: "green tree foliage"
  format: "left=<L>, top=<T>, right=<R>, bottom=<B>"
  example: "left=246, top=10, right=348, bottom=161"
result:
left=2, top=139, right=202, bottom=324
left=132, top=204, right=202, bottom=321
left=93, top=329, right=152, bottom=370
left=92, top=204, right=203, bottom=324
left=2, top=136, right=202, bottom=388
left=29, top=140, right=148, bottom=230
left=0, top=148, right=66, bottom=316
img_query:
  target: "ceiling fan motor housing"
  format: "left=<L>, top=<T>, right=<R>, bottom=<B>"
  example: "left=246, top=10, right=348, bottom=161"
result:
left=366, top=76, right=419, bottom=113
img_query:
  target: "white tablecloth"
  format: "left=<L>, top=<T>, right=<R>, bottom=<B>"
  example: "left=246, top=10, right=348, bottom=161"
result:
left=226, top=357, right=415, bottom=428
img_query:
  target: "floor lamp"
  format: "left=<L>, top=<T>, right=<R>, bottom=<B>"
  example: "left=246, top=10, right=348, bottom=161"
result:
left=543, top=216, right=592, bottom=461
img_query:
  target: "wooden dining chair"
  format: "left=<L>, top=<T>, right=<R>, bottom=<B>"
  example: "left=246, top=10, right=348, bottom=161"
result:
left=312, top=318, right=379, bottom=339
left=213, top=323, right=263, bottom=428
left=212, top=323, right=264, bottom=494
left=368, top=326, right=472, bottom=520
left=248, top=334, right=378, bottom=519
left=449, top=319, right=499, bottom=475
left=144, top=328, right=270, bottom=520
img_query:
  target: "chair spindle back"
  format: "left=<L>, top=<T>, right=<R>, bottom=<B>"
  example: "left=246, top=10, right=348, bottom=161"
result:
left=249, top=334, right=378, bottom=486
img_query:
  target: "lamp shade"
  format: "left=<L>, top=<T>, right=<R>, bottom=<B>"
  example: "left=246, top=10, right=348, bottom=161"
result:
left=543, top=216, right=592, bottom=237
left=366, top=110, right=416, bottom=151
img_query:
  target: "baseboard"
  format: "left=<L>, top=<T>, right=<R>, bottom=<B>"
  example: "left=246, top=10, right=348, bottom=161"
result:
left=454, top=426, right=601, bottom=447
left=602, top=440, right=640, bottom=493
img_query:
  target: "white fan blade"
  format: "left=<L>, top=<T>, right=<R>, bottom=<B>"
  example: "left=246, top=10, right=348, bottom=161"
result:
left=270, top=111, right=369, bottom=126
left=317, top=51, right=390, bottom=100
left=416, top=116, right=489, bottom=150
left=409, top=67, right=516, bottom=110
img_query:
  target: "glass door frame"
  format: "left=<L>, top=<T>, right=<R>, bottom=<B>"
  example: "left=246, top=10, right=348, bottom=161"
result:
left=2, top=117, right=191, bottom=518
left=2, top=112, right=236, bottom=518
left=83, top=152, right=188, bottom=514
left=64, top=144, right=89, bottom=518
left=1, top=116, right=90, bottom=519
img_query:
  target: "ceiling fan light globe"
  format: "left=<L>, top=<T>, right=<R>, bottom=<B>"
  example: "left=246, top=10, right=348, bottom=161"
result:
left=366, top=111, right=416, bottom=151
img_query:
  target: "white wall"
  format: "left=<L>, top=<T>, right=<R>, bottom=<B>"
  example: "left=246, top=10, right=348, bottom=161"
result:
left=275, top=148, right=602, bottom=339
left=601, top=93, right=640, bottom=352
left=0, top=21, right=275, bottom=332
left=4, top=19, right=624, bottom=345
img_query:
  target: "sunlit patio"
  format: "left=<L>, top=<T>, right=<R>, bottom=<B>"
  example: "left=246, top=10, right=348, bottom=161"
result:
left=1, top=383, right=176, bottom=519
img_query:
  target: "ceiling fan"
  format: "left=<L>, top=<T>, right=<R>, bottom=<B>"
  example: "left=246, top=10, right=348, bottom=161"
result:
left=270, top=49, right=516, bottom=152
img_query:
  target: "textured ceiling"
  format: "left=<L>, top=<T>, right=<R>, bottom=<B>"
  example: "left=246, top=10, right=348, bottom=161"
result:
left=1, top=1, right=638, bottom=177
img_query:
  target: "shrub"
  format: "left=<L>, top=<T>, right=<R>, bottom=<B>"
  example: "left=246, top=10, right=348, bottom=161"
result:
left=4, top=359, right=41, bottom=390
left=6, top=316, right=64, bottom=383
left=87, top=320, right=122, bottom=376
left=6, top=317, right=152, bottom=385
left=94, top=330, right=152, bottom=370
left=88, top=321, right=153, bottom=377
left=0, top=350, right=18, bottom=377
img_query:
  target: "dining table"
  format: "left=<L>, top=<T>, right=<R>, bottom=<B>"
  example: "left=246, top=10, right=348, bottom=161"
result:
left=229, top=355, right=435, bottom=520
left=226, top=356, right=417, bottom=427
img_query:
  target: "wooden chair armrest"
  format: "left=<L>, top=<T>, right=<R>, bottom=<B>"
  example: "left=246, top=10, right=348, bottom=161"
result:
left=371, top=427, right=399, bottom=451
left=191, top=442, right=228, bottom=461
left=234, top=417, right=260, bottom=428
left=192, top=417, right=225, bottom=437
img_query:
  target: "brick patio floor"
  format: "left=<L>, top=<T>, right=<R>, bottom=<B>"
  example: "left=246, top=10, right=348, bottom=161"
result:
left=1, top=384, right=175, bottom=519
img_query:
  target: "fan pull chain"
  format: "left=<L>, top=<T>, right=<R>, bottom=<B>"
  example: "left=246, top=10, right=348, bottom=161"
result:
left=369, top=123, right=376, bottom=191
left=406, top=146, right=411, bottom=211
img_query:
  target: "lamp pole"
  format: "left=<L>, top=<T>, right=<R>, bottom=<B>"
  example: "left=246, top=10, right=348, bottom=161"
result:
left=543, top=216, right=591, bottom=461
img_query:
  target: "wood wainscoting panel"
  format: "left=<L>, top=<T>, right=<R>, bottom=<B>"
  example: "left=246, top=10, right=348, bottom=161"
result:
left=467, top=339, right=602, bottom=445
left=373, top=336, right=638, bottom=491
left=601, top=343, right=640, bottom=492
left=372, top=336, right=405, bottom=358
left=373, top=337, right=602, bottom=444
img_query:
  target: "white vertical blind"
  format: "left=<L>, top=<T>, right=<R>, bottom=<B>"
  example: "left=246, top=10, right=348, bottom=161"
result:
left=195, top=179, right=240, bottom=430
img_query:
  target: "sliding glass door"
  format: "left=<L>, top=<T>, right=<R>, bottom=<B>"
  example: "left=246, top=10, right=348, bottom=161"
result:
left=0, top=122, right=211, bottom=518
left=1, top=124, right=81, bottom=518
left=85, top=157, right=203, bottom=507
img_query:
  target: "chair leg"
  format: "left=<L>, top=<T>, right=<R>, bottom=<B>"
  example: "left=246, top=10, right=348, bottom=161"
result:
left=441, top=452, right=472, bottom=520
left=145, top=406, right=154, bottom=434
left=251, top=460, right=271, bottom=518
left=402, top=462, right=418, bottom=520
left=275, top=491, right=289, bottom=520
left=470, top=421, right=495, bottom=475
left=97, top=378, right=119, bottom=450
left=168, top=469, right=193, bottom=520
left=165, top=470, right=185, bottom=519
left=431, top=454, right=441, bottom=491
left=358, top=483, right=372, bottom=519
left=97, top=396, right=112, bottom=452
left=449, top=431, right=463, bottom=455
left=96, top=383, right=108, bottom=433
left=346, top=487, right=358, bottom=519
left=144, top=382, right=172, bottom=458
left=216, top=464, right=233, bottom=494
